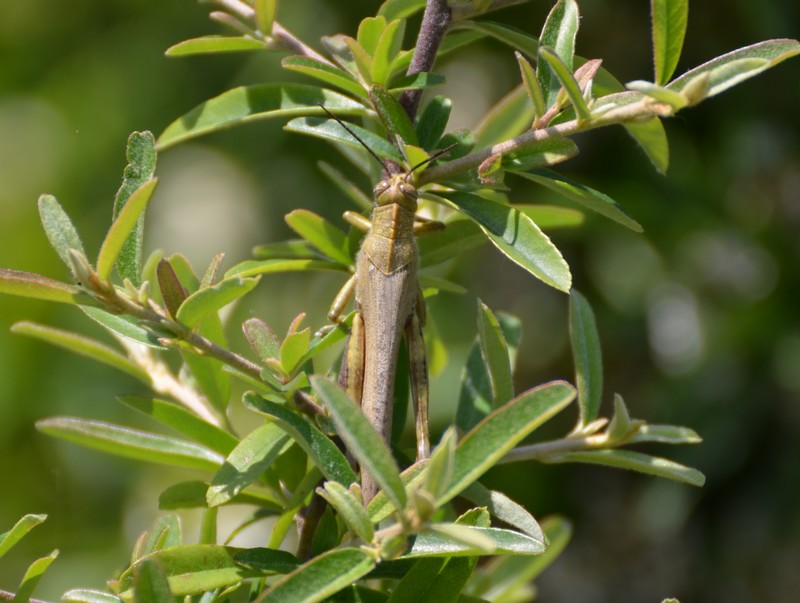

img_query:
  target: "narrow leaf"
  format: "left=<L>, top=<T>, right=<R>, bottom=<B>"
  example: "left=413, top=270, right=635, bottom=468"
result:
left=477, top=301, right=514, bottom=407
left=569, top=289, right=603, bottom=425
left=207, top=423, right=291, bottom=507
left=119, top=396, right=238, bottom=456
left=474, top=85, right=534, bottom=149
left=36, top=417, right=223, bottom=472
left=156, top=259, right=189, bottom=318
left=159, top=480, right=283, bottom=511
left=538, top=46, right=591, bottom=120
left=515, top=52, right=546, bottom=123
left=454, top=21, right=538, bottom=59
left=415, top=95, right=452, bottom=151
left=175, top=276, right=260, bottom=327
left=279, top=329, right=311, bottom=374
left=435, top=191, right=572, bottom=293
left=285, top=210, right=353, bottom=266
left=243, top=318, right=281, bottom=364
left=166, top=35, right=267, bottom=56
left=254, top=0, right=277, bottom=35
left=357, top=16, right=387, bottom=56
left=538, top=0, right=580, bottom=107
left=317, top=162, right=374, bottom=211
left=281, top=56, right=368, bottom=100
left=225, top=258, right=346, bottom=279
left=311, top=376, right=407, bottom=511
left=158, top=84, right=368, bottom=149
left=388, top=71, right=446, bottom=92
left=96, top=179, right=158, bottom=281
left=370, top=85, right=419, bottom=145
left=255, top=548, right=376, bottom=603
left=627, top=423, right=703, bottom=445
left=366, top=459, right=429, bottom=523
left=113, top=132, right=157, bottom=285
left=502, top=137, right=579, bottom=172
left=132, top=558, right=172, bottom=603
left=651, top=0, right=689, bottom=85
left=0, top=269, right=82, bottom=304
left=461, top=482, right=543, bottom=541
left=0, top=515, right=47, bottom=560
left=285, top=116, right=405, bottom=163
left=371, top=19, right=405, bottom=85
left=318, top=482, right=374, bottom=542
left=81, top=306, right=166, bottom=349
left=378, top=0, right=426, bottom=21
left=544, top=449, right=706, bottom=486
left=13, top=550, right=59, bottom=603
left=513, top=168, right=643, bottom=232
left=423, top=428, right=456, bottom=501
left=243, top=393, right=358, bottom=486
left=440, top=381, right=575, bottom=504
left=417, top=218, right=485, bottom=269
left=63, top=589, right=123, bottom=603
left=11, top=321, right=147, bottom=381
left=404, top=526, right=544, bottom=558
left=38, top=194, right=86, bottom=272
left=517, top=204, right=585, bottom=229
left=625, top=116, right=669, bottom=174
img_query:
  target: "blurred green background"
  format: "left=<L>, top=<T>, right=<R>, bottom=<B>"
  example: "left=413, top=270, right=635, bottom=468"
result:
left=1, top=1, right=798, bottom=601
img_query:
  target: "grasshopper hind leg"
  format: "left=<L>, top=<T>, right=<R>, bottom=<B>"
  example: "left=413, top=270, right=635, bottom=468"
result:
left=406, top=312, right=430, bottom=460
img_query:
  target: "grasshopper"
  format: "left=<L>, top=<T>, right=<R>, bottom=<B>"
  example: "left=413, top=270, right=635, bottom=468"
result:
left=321, top=108, right=450, bottom=501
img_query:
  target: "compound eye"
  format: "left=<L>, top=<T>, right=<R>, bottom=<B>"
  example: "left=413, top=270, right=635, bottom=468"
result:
left=374, top=180, right=389, bottom=194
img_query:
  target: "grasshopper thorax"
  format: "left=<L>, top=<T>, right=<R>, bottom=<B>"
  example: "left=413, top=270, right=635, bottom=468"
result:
left=373, top=174, right=418, bottom=212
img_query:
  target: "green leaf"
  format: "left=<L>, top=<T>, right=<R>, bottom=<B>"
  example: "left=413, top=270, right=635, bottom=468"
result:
left=243, top=318, right=281, bottom=364
left=133, top=515, right=181, bottom=561
left=538, top=0, right=580, bottom=108
left=11, top=321, right=147, bottom=381
left=388, top=71, right=446, bottom=92
left=285, top=209, right=353, bottom=266
left=477, top=301, right=515, bottom=408
left=159, top=480, right=282, bottom=510
left=166, top=35, right=267, bottom=56
left=158, top=85, right=368, bottom=149
left=317, top=162, right=374, bottom=211
left=404, top=526, right=544, bottom=558
left=207, top=423, right=291, bottom=507
left=624, top=116, right=669, bottom=174
left=456, top=312, right=521, bottom=433
left=378, top=0, right=426, bottom=21
left=440, top=381, right=575, bottom=504
left=13, top=550, right=59, bottom=603
left=63, top=589, right=123, bottom=603
left=81, top=306, right=166, bottom=349
left=513, top=168, right=642, bottom=232
left=318, top=481, right=374, bottom=542
left=569, top=290, right=603, bottom=426
left=370, top=85, right=419, bottom=145
left=415, top=96, right=452, bottom=151
left=461, top=483, right=543, bottom=541
left=311, top=376, right=407, bottom=511
left=454, top=21, right=538, bottom=59
left=175, top=276, right=260, bottom=327
left=667, top=39, right=800, bottom=99
left=120, top=545, right=298, bottom=597
left=515, top=52, right=546, bottom=124
left=38, top=194, right=86, bottom=274
left=386, top=558, right=446, bottom=603
left=285, top=116, right=405, bottom=163
left=0, top=514, right=47, bottom=560
left=537, top=46, right=591, bottom=120
left=544, top=449, right=705, bottom=486
left=627, top=423, right=703, bottom=445
left=96, top=179, right=158, bottom=281
left=255, top=0, right=277, bottom=35
left=244, top=393, right=358, bottom=486
left=516, top=204, right=584, bottom=229
left=280, top=328, right=311, bottom=374
left=119, top=396, right=238, bottom=456
left=112, top=132, right=157, bottom=286
left=651, top=0, right=689, bottom=85
left=132, top=558, right=172, bottom=603
left=435, top=191, right=572, bottom=293
left=225, top=258, right=346, bottom=278
left=474, top=85, right=534, bottom=149
left=357, top=16, right=387, bottom=55
left=371, top=19, right=406, bottom=85
left=423, top=428, right=456, bottom=502
left=281, top=56, right=368, bottom=100
left=366, top=459, right=429, bottom=523
left=36, top=417, right=223, bottom=472
left=256, top=548, right=376, bottom=603
left=436, top=128, right=475, bottom=159
left=0, top=269, right=83, bottom=304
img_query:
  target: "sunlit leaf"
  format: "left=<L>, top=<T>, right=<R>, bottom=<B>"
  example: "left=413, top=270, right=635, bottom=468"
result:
left=370, top=84, right=418, bottom=145
left=285, top=116, right=404, bottom=163
left=285, top=210, right=353, bottom=266
left=281, top=56, right=368, bottom=100
left=403, top=526, right=544, bottom=558
left=378, top=0, right=426, bottom=21
left=318, top=481, right=374, bottom=542
left=651, top=0, right=689, bottom=85
left=166, top=35, right=267, bottom=56
left=538, top=0, right=580, bottom=107
left=38, top=194, right=86, bottom=275
left=175, top=276, right=261, bottom=327
left=0, top=514, right=47, bottom=560
left=13, top=550, right=59, bottom=603
left=538, top=46, right=591, bottom=120
left=0, top=269, right=83, bottom=304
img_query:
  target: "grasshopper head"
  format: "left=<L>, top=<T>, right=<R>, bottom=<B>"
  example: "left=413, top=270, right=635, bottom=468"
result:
left=374, top=174, right=418, bottom=211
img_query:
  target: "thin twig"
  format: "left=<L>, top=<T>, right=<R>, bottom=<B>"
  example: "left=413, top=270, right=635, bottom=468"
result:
left=399, top=0, right=453, bottom=119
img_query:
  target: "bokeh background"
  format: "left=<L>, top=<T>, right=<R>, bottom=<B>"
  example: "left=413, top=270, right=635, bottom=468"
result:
left=1, top=1, right=799, bottom=601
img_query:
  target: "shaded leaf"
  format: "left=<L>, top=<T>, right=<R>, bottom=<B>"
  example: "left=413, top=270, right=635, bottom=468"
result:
left=515, top=52, right=545, bottom=124
left=156, top=259, right=188, bottom=318
left=158, top=85, right=368, bottom=149
left=366, top=459, right=429, bottom=523
left=415, top=95, right=452, bottom=151
left=624, top=116, right=669, bottom=174
left=454, top=21, right=537, bottom=59
left=370, top=84, right=419, bottom=145
left=132, top=558, right=172, bottom=603
left=569, top=289, right=603, bottom=425
left=38, top=194, right=86, bottom=274
left=477, top=301, right=515, bottom=408
left=516, top=204, right=584, bottom=229
left=311, top=376, right=407, bottom=511
left=318, top=481, right=374, bottom=542
left=388, top=71, right=446, bottom=92
left=417, top=218, right=485, bottom=268
left=474, top=85, right=534, bottom=149
left=244, top=393, right=358, bottom=486
left=36, top=417, right=223, bottom=472
left=378, top=0, right=426, bottom=21
left=461, top=482, right=543, bottom=541
left=158, top=480, right=282, bottom=511
left=502, top=137, right=578, bottom=172
left=243, top=318, right=281, bottom=364
left=256, top=548, right=376, bottom=603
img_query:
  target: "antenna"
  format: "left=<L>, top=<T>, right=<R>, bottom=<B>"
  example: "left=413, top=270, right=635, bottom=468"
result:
left=318, top=105, right=389, bottom=173
left=405, top=142, right=459, bottom=179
